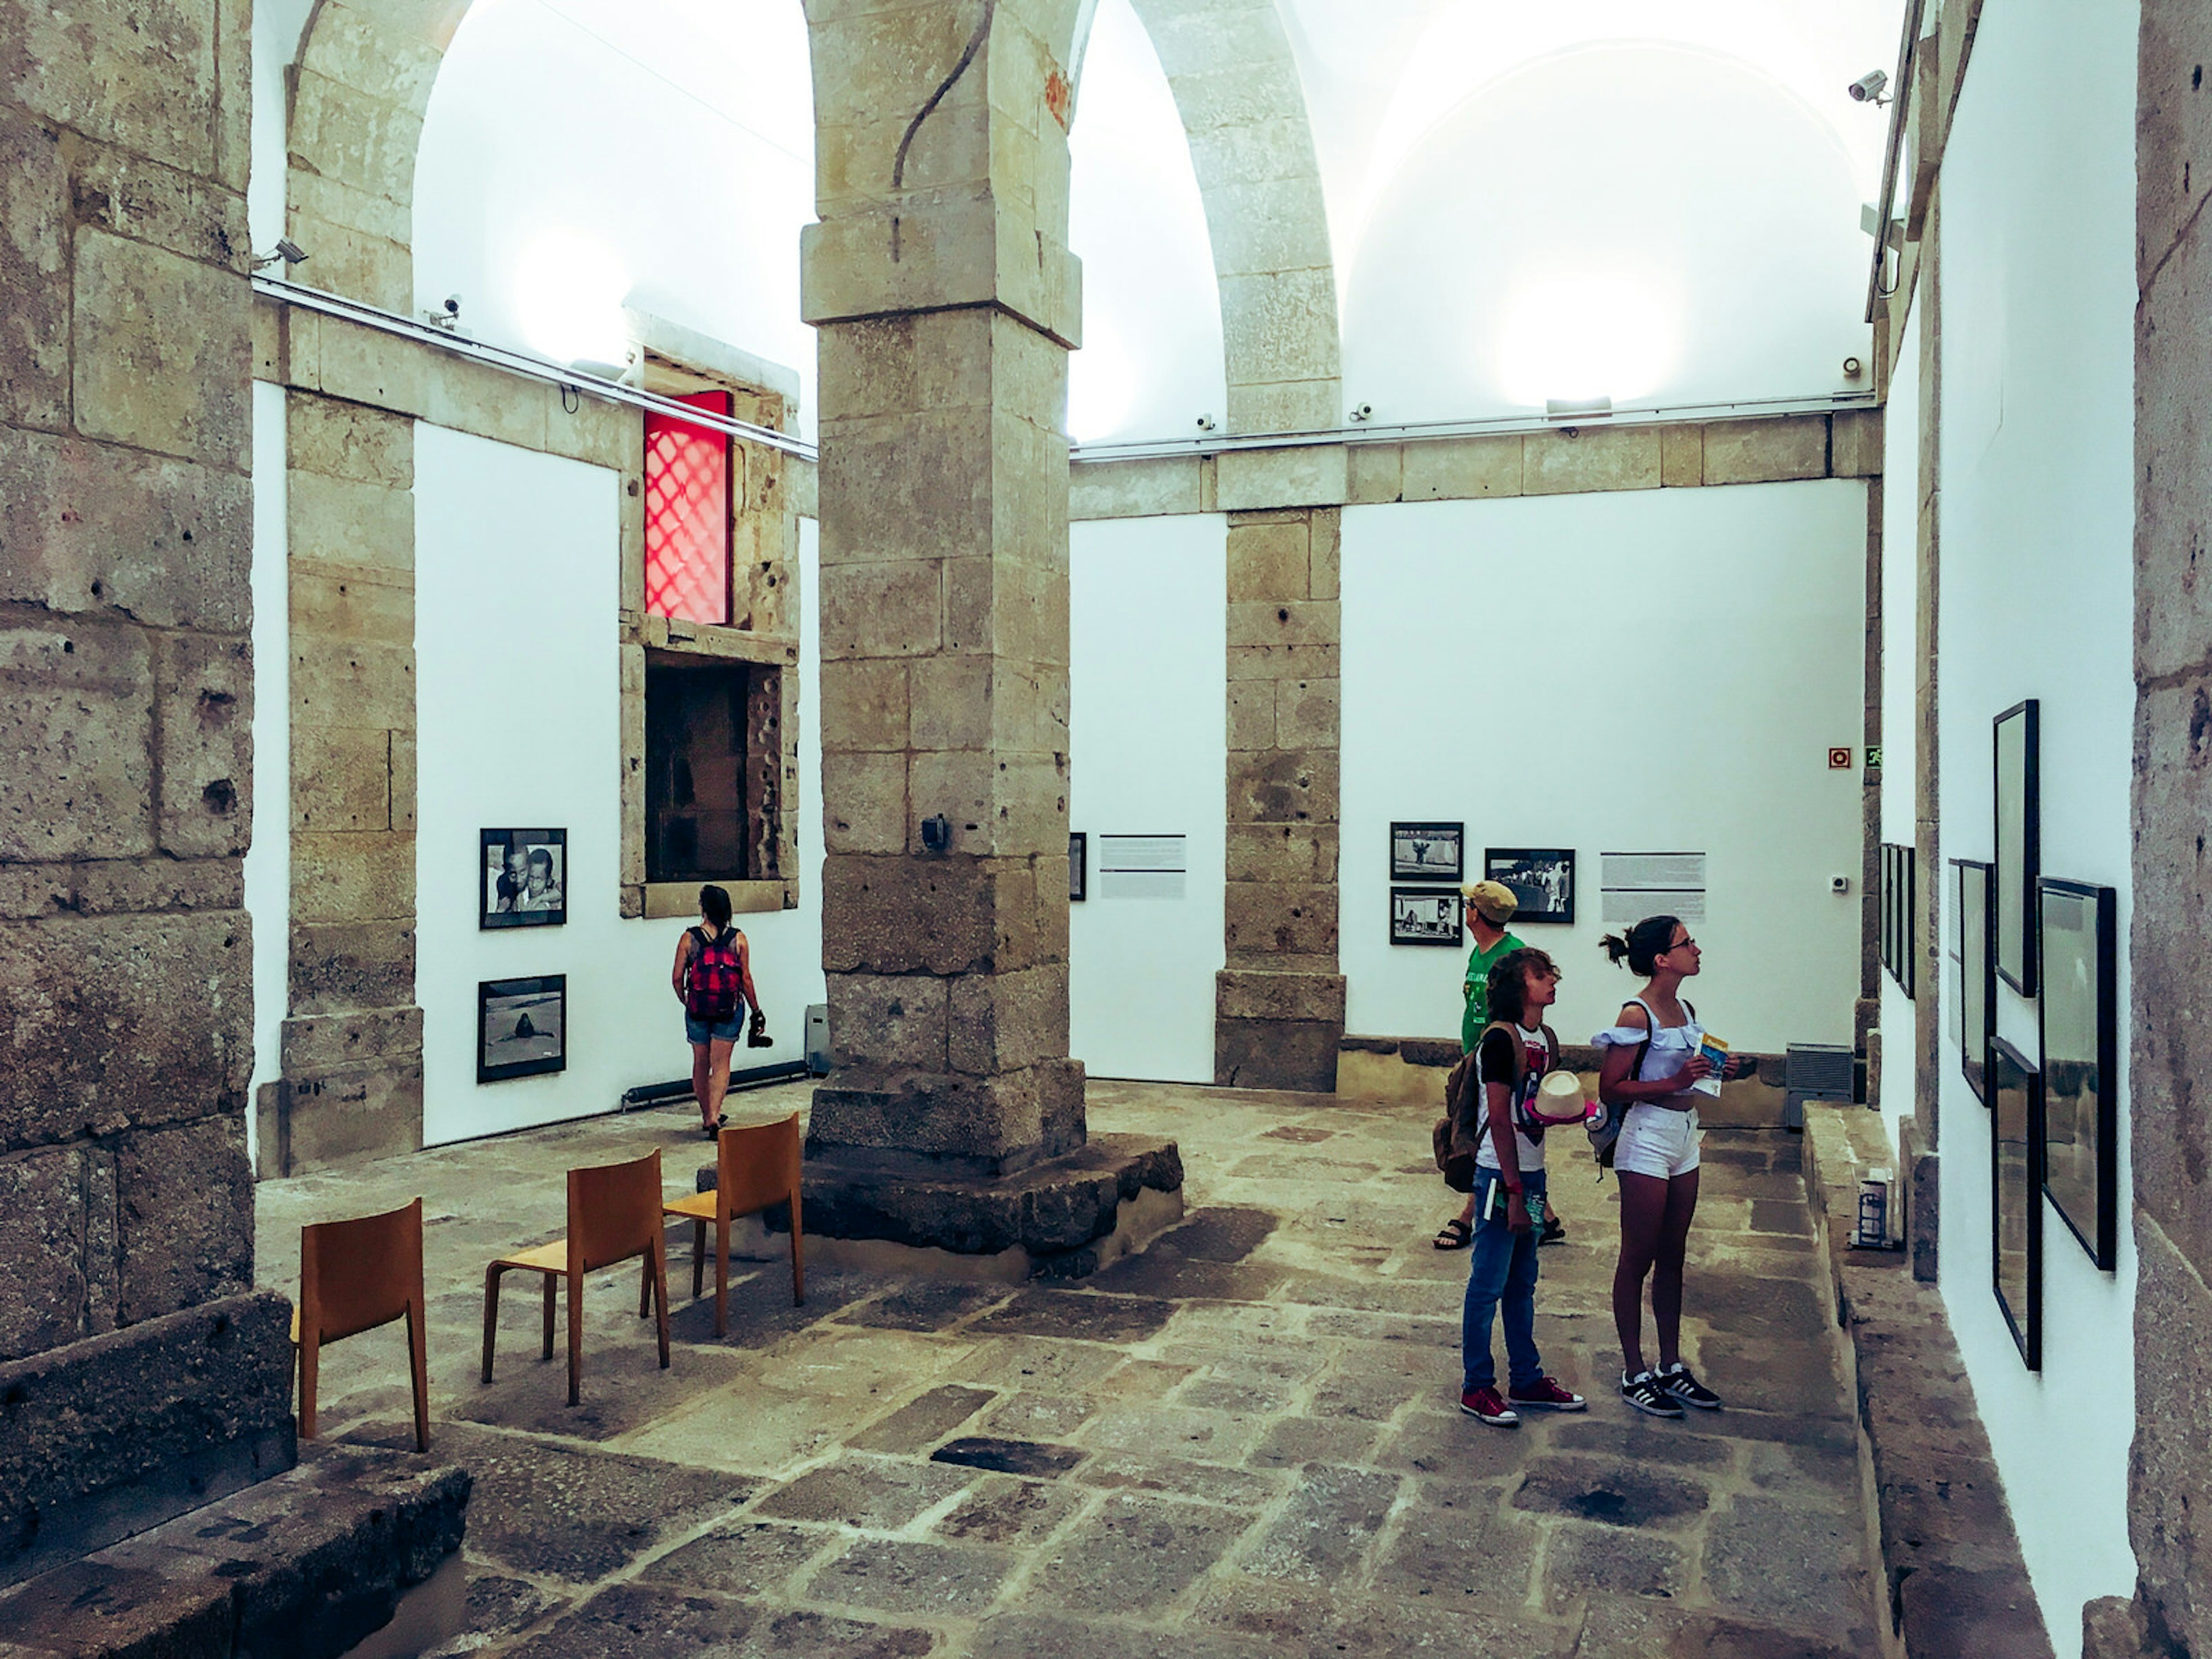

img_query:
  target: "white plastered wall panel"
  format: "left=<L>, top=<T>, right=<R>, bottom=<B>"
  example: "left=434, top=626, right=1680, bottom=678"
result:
left=1876, top=301, right=1923, bottom=1157
left=244, top=380, right=293, bottom=1172
left=1069, top=514, right=1227, bottom=1082
left=1341, top=483, right=1865, bottom=1053
left=1932, top=0, right=2141, bottom=1649
left=414, top=425, right=824, bottom=1144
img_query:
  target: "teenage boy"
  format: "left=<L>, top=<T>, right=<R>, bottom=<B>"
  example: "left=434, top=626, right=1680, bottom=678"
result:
left=1459, top=946, right=1586, bottom=1427
left=1435, top=883, right=1565, bottom=1248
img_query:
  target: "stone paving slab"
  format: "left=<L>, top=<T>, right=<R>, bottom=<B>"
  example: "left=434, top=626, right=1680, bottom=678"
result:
left=253, top=1085, right=1887, bottom=1657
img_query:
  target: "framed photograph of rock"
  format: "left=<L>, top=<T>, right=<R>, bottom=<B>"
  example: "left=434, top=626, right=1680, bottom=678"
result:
left=1990, top=1033, right=2043, bottom=1371
left=1486, top=849, right=1575, bottom=925
left=481, top=828, right=567, bottom=930
left=1391, top=821, right=1463, bottom=883
left=1954, top=859, right=1993, bottom=1103
left=1390, top=887, right=1463, bottom=948
left=1994, top=700, right=2040, bottom=994
left=2039, top=878, right=2118, bottom=1270
left=479, top=975, right=567, bottom=1084
left=1070, top=832, right=1087, bottom=903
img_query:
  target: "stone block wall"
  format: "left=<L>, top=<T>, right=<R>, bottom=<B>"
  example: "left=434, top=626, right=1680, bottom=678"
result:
left=1216, top=506, right=1346, bottom=1091
left=2127, top=4, right=2212, bottom=1648
left=0, top=0, right=259, bottom=1359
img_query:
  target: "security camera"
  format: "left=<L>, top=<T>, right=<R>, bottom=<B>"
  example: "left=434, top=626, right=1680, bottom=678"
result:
left=442, top=294, right=462, bottom=316
left=1195, top=413, right=1216, bottom=431
left=1847, top=70, right=1889, bottom=104
left=252, top=238, right=309, bottom=271
left=1349, top=403, right=1374, bottom=423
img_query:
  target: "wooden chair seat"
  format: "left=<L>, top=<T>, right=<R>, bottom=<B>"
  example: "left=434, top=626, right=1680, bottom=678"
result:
left=665, top=1112, right=803, bottom=1337
left=483, top=1149, right=670, bottom=1406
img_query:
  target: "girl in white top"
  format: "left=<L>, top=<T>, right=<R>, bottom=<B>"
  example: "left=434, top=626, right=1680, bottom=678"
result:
left=1593, top=915, right=1745, bottom=1419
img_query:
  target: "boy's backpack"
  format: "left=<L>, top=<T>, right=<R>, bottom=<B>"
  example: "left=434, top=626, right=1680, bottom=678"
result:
left=1586, top=997, right=1694, bottom=1169
left=685, top=926, right=744, bottom=1023
left=1431, top=1021, right=1559, bottom=1192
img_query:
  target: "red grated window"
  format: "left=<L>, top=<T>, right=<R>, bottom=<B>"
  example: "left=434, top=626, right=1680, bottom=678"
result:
left=643, top=390, right=732, bottom=625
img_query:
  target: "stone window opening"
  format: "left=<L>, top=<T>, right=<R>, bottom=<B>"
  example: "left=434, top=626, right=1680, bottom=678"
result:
left=620, top=341, right=802, bottom=922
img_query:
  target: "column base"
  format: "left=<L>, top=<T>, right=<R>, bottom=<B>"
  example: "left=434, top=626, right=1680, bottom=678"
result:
left=1214, top=969, right=1347, bottom=1092
left=700, top=1132, right=1184, bottom=1282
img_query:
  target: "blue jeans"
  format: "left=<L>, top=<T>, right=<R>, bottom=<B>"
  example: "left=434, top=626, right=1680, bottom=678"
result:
left=1462, top=1168, right=1546, bottom=1392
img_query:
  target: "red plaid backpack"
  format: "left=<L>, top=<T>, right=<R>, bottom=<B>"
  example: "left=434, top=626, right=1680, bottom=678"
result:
left=685, top=926, right=743, bottom=1023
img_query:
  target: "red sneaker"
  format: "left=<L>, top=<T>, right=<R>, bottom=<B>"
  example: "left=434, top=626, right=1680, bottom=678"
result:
left=1508, top=1376, right=1588, bottom=1412
left=1459, top=1384, right=1520, bottom=1426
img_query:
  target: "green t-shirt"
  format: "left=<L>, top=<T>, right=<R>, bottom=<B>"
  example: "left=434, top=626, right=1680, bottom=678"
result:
left=1461, top=930, right=1526, bottom=1052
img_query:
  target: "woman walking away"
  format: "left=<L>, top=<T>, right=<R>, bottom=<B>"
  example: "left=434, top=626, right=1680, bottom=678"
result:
left=1593, top=915, right=1744, bottom=1419
left=1459, top=946, right=1587, bottom=1427
left=672, top=884, right=762, bottom=1139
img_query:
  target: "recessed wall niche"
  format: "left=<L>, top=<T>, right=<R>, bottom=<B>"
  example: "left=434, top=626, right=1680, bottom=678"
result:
left=644, top=657, right=782, bottom=888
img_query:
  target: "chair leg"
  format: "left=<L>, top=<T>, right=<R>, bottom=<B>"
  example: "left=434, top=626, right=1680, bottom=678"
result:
left=789, top=1184, right=806, bottom=1306
left=541, top=1272, right=556, bottom=1362
left=639, top=1249, right=652, bottom=1319
left=652, top=1238, right=671, bottom=1370
left=298, top=1327, right=320, bottom=1441
left=567, top=1268, right=584, bottom=1407
left=714, top=1213, right=730, bottom=1338
left=406, top=1298, right=431, bottom=1453
left=482, top=1264, right=503, bottom=1385
left=692, top=1218, right=706, bottom=1301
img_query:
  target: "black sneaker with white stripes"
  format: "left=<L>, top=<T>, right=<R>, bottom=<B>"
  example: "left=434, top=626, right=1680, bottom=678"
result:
left=1620, top=1369, right=1685, bottom=1419
left=1656, top=1361, right=1724, bottom=1411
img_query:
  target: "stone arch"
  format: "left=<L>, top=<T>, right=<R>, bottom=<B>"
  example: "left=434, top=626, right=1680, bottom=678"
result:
left=285, top=0, right=1338, bottom=441
left=1125, top=0, right=1340, bottom=435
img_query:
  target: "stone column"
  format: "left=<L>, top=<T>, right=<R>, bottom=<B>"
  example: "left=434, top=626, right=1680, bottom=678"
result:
left=1217, top=508, right=1346, bottom=1092
left=801, top=2, right=1086, bottom=1179
left=267, top=395, right=425, bottom=1175
left=1902, top=202, right=1942, bottom=1282
left=0, top=0, right=294, bottom=1581
left=2126, top=5, right=2212, bottom=1647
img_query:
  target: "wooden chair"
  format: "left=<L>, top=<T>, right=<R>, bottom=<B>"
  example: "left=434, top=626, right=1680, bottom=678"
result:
left=482, top=1149, right=670, bottom=1406
left=662, top=1112, right=804, bottom=1337
left=297, top=1198, right=430, bottom=1452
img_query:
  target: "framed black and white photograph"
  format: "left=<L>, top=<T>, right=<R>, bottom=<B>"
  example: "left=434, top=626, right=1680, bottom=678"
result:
left=1879, top=843, right=1916, bottom=998
left=1994, top=700, right=2040, bottom=994
left=1879, top=844, right=1896, bottom=980
left=1391, top=821, right=1464, bottom=884
left=1989, top=1033, right=2043, bottom=1370
left=481, top=828, right=567, bottom=930
left=1389, top=887, right=1463, bottom=948
left=1486, top=849, right=1575, bottom=925
left=1954, top=859, right=1993, bottom=1103
left=479, top=975, right=567, bottom=1084
left=2040, top=878, right=2119, bottom=1271
left=1069, top=832, right=1087, bottom=903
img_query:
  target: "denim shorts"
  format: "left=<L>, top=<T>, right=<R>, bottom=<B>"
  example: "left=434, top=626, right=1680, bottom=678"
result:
left=685, top=1010, right=745, bottom=1046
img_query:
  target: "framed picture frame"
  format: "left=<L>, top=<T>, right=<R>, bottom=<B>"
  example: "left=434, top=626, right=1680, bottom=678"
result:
left=1994, top=700, right=2040, bottom=994
left=1069, top=832, right=1088, bottom=903
left=1897, top=846, right=1916, bottom=998
left=1953, top=859, right=1993, bottom=1103
left=478, top=975, right=567, bottom=1084
left=1989, top=1033, right=2043, bottom=1371
left=1484, top=849, right=1575, bottom=925
left=2039, top=878, right=2119, bottom=1271
left=1389, top=887, right=1463, bottom=948
left=1391, top=822, right=1464, bottom=884
left=481, top=829, right=567, bottom=930
left=1879, top=844, right=1897, bottom=980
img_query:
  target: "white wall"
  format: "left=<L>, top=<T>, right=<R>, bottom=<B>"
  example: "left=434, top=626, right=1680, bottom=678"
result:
left=244, top=382, right=292, bottom=1171
left=1067, top=0, right=1226, bottom=444
left=414, top=0, right=819, bottom=435
left=1341, top=483, right=1866, bottom=1052
left=414, top=425, right=824, bottom=1144
left=1931, top=0, right=2140, bottom=1648
left=1876, top=301, right=1923, bottom=1157
left=1069, top=516, right=1227, bottom=1081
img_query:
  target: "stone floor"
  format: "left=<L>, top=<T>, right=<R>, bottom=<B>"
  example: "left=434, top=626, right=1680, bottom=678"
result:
left=255, top=1081, right=1885, bottom=1658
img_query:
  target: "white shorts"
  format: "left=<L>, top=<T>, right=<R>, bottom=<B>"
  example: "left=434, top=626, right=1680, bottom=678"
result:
left=1613, top=1104, right=1701, bottom=1180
